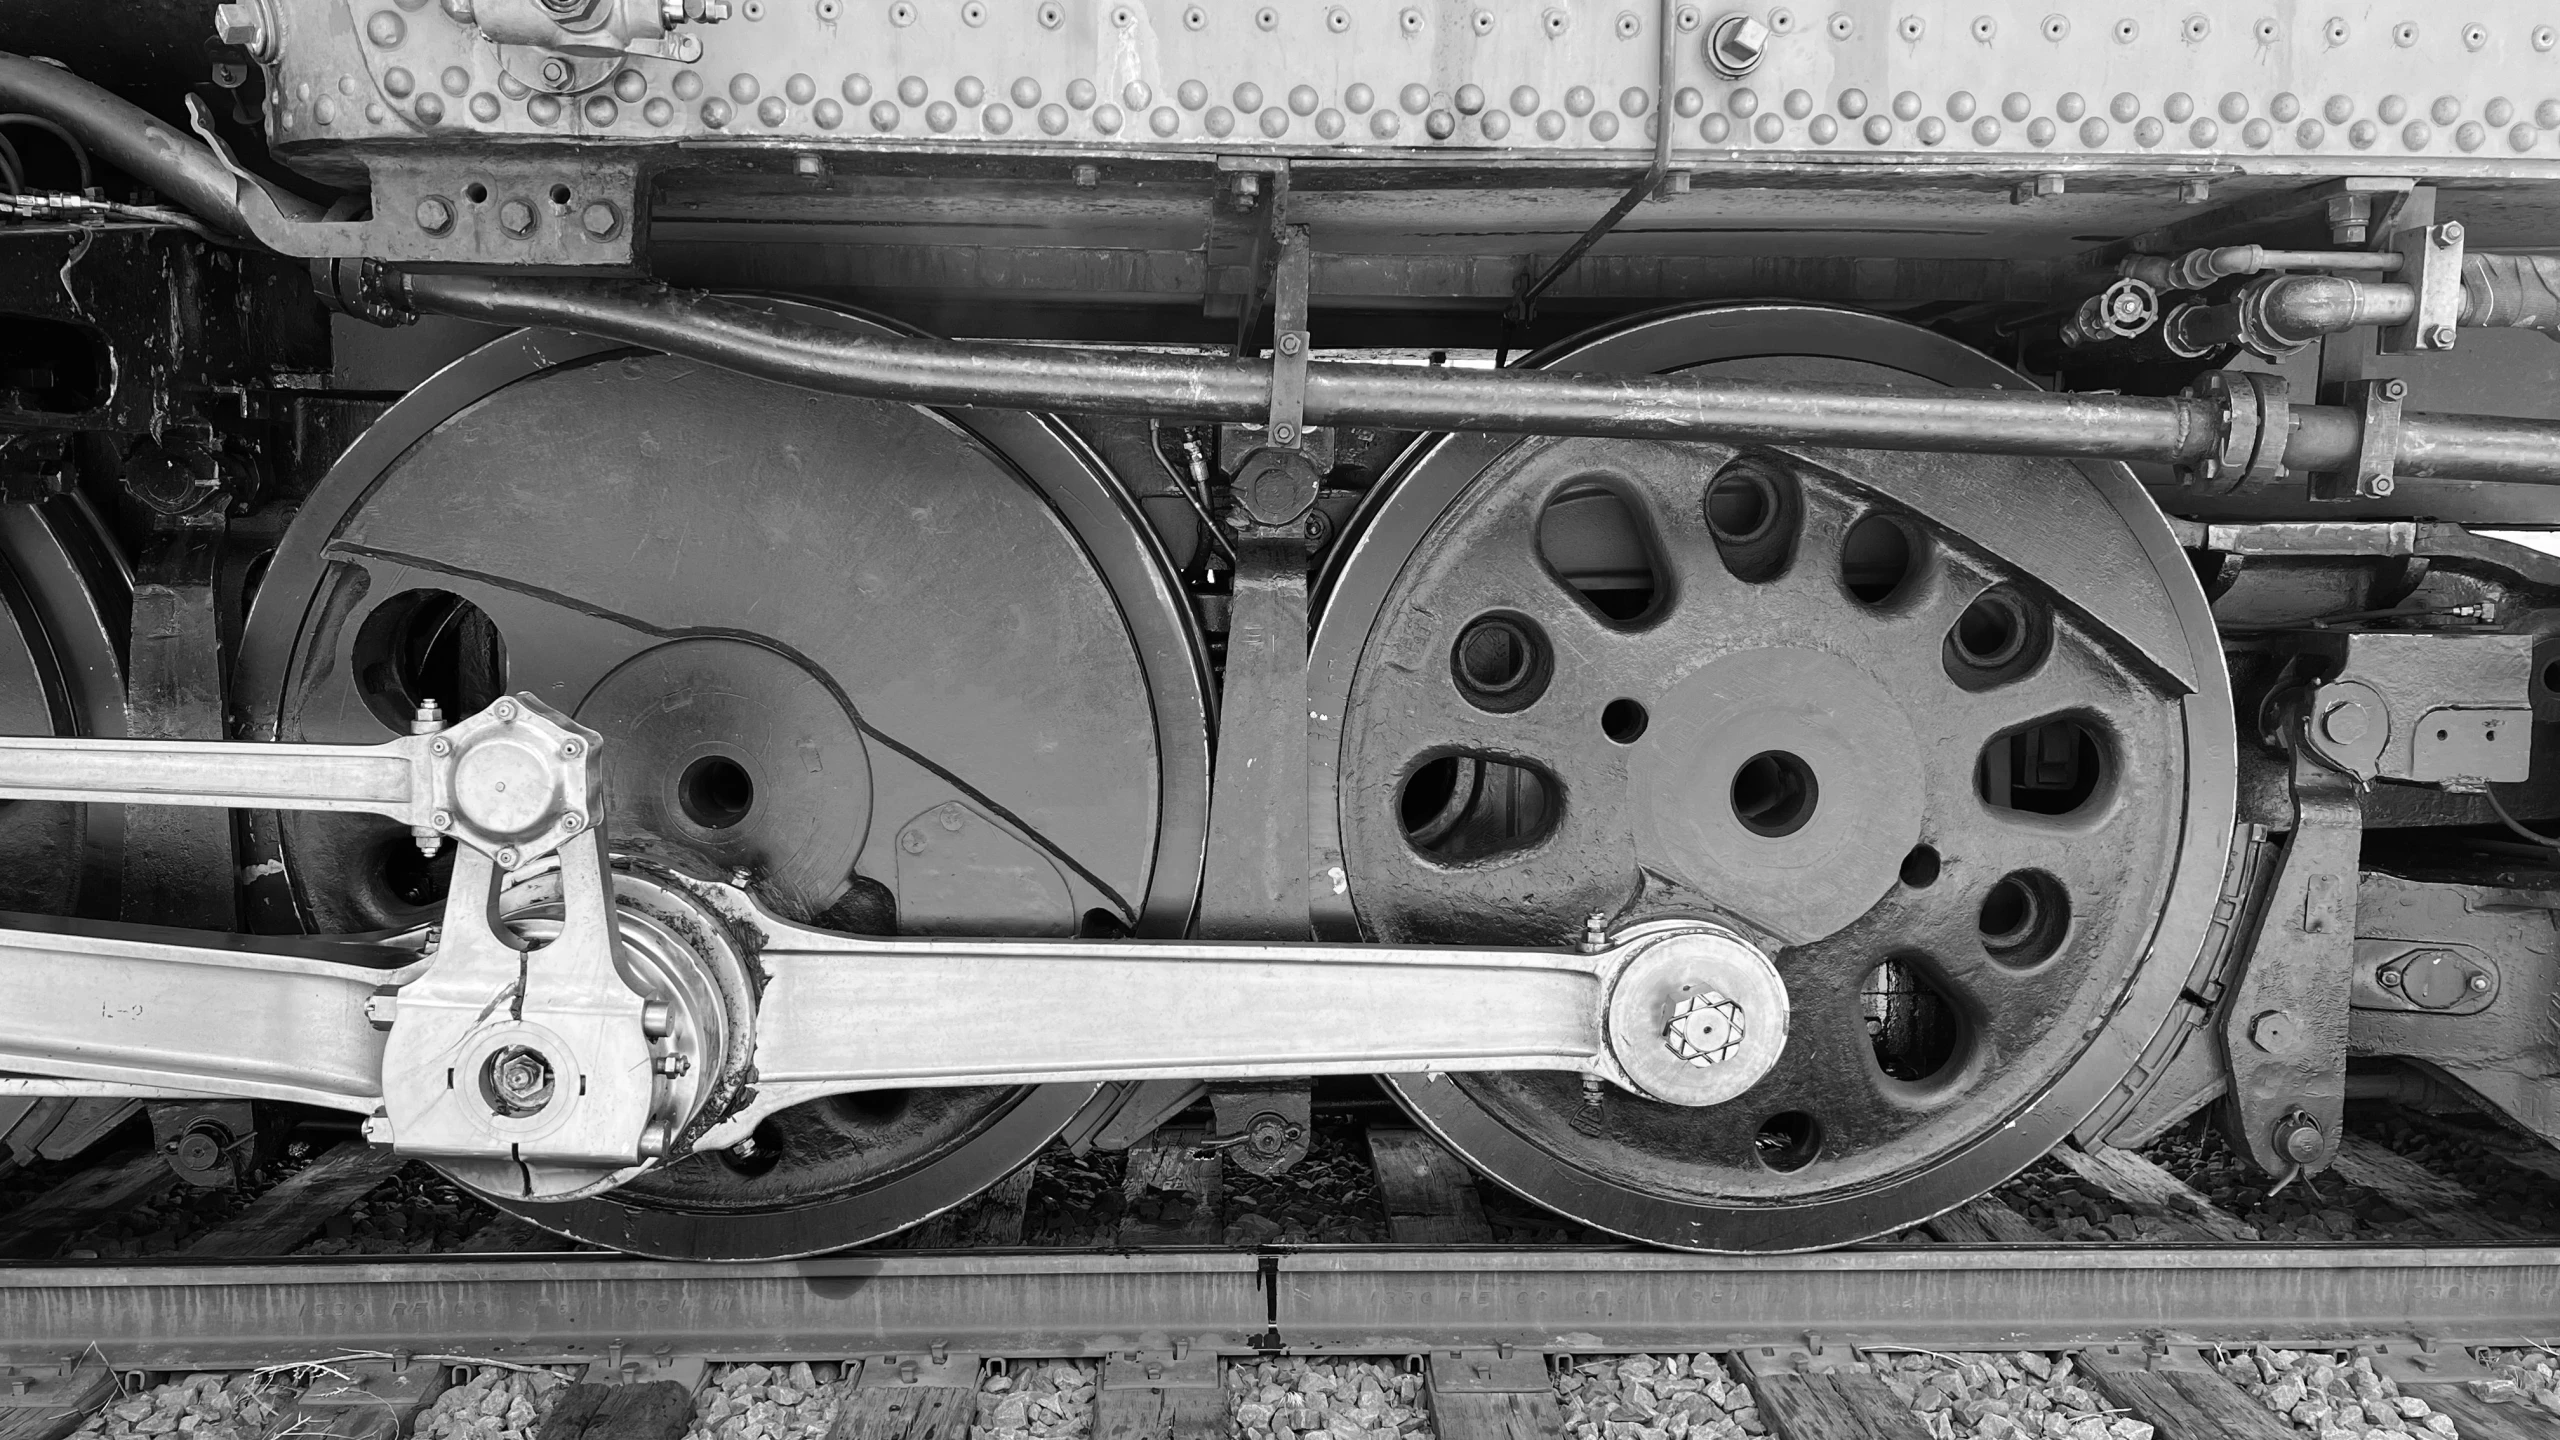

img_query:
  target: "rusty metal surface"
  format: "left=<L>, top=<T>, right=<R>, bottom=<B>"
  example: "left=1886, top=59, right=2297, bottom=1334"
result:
left=0, top=1247, right=2555, bottom=1363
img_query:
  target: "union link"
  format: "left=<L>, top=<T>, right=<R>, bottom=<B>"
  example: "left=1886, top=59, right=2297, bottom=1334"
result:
left=0, top=696, right=1788, bottom=1201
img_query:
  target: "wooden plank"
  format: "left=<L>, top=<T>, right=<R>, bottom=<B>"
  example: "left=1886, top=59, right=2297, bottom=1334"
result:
left=296, top=1358, right=452, bottom=1440
left=897, top=1164, right=1036, bottom=1249
left=1740, top=1370, right=1927, bottom=1440
left=2402, top=1383, right=2560, bottom=1440
left=1095, top=1358, right=1215, bottom=1440
left=2328, top=1134, right=2539, bottom=1242
left=1924, top=1196, right=2045, bottom=1244
left=2079, top=1353, right=2296, bottom=1440
left=537, top=1383, right=695, bottom=1440
left=829, top=1385, right=975, bottom=1440
left=0, top=1150, right=175, bottom=1259
left=0, top=1364, right=118, bottom=1440
left=184, top=1143, right=405, bottom=1259
left=1430, top=1393, right=1558, bottom=1440
left=2046, top=1144, right=2255, bottom=1241
left=1117, top=1129, right=1221, bottom=1246
left=1367, top=1128, right=1494, bottom=1245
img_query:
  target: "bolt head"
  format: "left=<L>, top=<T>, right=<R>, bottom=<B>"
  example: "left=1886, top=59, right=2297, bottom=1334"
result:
left=794, top=153, right=826, bottom=177
left=415, top=196, right=453, bottom=233
left=2383, top=378, right=2408, bottom=401
left=2276, top=1116, right=2323, bottom=1164
left=498, top=200, right=536, bottom=236
left=2378, top=967, right=2402, bottom=986
left=2437, top=220, right=2465, bottom=246
left=1664, top=989, right=1746, bottom=1067
left=213, top=1, right=268, bottom=49
left=488, top=1047, right=554, bottom=1111
left=2249, top=1009, right=2298, bottom=1053
left=495, top=846, right=520, bottom=869
left=2427, top=325, right=2458, bottom=349
left=2319, top=698, right=2372, bottom=745
left=541, top=58, right=570, bottom=85
left=2469, top=972, right=2492, bottom=992
left=429, top=809, right=453, bottom=829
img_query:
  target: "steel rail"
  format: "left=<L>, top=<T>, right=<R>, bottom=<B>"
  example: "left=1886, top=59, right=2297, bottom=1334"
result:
left=401, top=274, right=2560, bottom=486
left=0, top=1247, right=2553, bottom=1364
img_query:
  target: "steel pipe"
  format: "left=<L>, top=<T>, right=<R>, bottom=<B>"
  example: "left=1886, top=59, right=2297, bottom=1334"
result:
left=406, top=273, right=2230, bottom=464
left=405, top=273, right=2560, bottom=487
left=0, top=52, right=322, bottom=238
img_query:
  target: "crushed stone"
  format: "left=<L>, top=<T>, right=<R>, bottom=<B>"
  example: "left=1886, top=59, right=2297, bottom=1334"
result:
left=977, top=1360, right=1097, bottom=1440
left=1225, top=1357, right=1430, bottom=1440
left=2212, top=1346, right=2458, bottom=1438
left=1556, top=1353, right=1765, bottom=1439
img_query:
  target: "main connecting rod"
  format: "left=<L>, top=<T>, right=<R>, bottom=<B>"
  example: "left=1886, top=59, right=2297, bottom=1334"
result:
left=0, top=697, right=1790, bottom=1200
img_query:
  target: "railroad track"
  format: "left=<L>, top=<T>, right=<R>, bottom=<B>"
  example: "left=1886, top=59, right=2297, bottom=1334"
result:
left=4, top=1096, right=2560, bottom=1440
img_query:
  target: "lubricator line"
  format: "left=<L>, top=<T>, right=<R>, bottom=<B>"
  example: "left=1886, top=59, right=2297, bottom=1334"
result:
left=400, top=273, right=2560, bottom=487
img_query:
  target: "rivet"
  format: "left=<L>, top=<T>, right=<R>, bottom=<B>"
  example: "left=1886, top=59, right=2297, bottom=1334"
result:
left=1035, top=104, right=1065, bottom=134
left=1676, top=86, right=1704, bottom=116
left=315, top=96, right=339, bottom=124
left=1261, top=106, right=1290, bottom=137
left=730, top=72, right=760, bottom=103
left=1157, top=106, right=1185, bottom=136
left=2001, top=91, right=2030, bottom=122
left=1067, top=78, right=1096, bottom=109
left=2189, top=117, right=2218, bottom=146
left=384, top=66, right=414, bottom=98
left=2350, top=118, right=2379, bottom=147
left=2485, top=96, right=2514, bottom=126
left=1372, top=108, right=1401, bottom=138
left=924, top=99, right=955, bottom=131
left=1785, top=89, right=1811, bottom=119
left=2056, top=91, right=2086, bottom=121
left=897, top=75, right=926, bottom=105
left=616, top=69, right=649, bottom=104
left=2081, top=116, right=2110, bottom=145
left=2512, top=123, right=2539, bottom=151
left=1564, top=85, right=1595, bottom=116
left=441, top=65, right=470, bottom=96
left=467, top=91, right=498, bottom=122
left=1291, top=83, right=1321, bottom=116
left=1093, top=103, right=1124, bottom=134
left=2378, top=94, right=2407, bottom=124
left=868, top=100, right=898, bottom=131
left=1864, top=113, right=1892, bottom=143
left=1916, top=115, right=1945, bottom=144
left=2110, top=91, right=2141, bottom=123
left=674, top=70, right=704, bottom=101
left=983, top=103, right=1012, bottom=133
left=1456, top=84, right=1486, bottom=114
left=786, top=72, right=816, bottom=104
left=1179, top=79, right=1209, bottom=110
left=1891, top=90, right=1920, bottom=121
left=2540, top=99, right=2560, bottom=128
left=1479, top=109, right=1509, bottom=138
left=2134, top=115, right=2164, bottom=145
left=2298, top=118, right=2330, bottom=146
left=2432, top=95, right=2462, bottom=125
left=366, top=9, right=406, bottom=45
left=1972, top=115, right=2001, bottom=143
left=1205, top=106, right=1234, bottom=136
left=2242, top=117, right=2272, bottom=147
left=582, top=95, right=617, bottom=126
left=2403, top=120, right=2433, bottom=148
left=2163, top=92, right=2192, bottom=123
left=2265, top=92, right=2293, bottom=123
left=1536, top=109, right=1564, bottom=140
left=813, top=97, right=840, bottom=127
left=1700, top=112, right=1729, bottom=142
left=1808, top=113, right=1837, bottom=142
left=2324, top=94, right=2353, bottom=123
left=1730, top=87, right=1759, bottom=118
left=1620, top=85, right=1650, bottom=116
left=2027, top=116, right=2056, bottom=146
left=2456, top=120, right=2485, bottom=150
left=643, top=97, right=673, bottom=125
left=1124, top=80, right=1153, bottom=110
left=1011, top=77, right=1040, bottom=107
left=1946, top=90, right=1975, bottom=121
left=1836, top=87, right=1866, bottom=118
left=1591, top=110, right=1620, bottom=140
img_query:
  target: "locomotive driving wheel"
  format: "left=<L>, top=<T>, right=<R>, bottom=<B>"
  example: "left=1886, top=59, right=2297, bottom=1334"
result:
left=236, top=301, right=1211, bottom=1259
left=1311, top=305, right=2236, bottom=1250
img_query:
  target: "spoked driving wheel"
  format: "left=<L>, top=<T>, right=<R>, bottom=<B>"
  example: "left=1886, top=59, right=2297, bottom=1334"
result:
left=1311, top=305, right=2235, bottom=1250
left=236, top=301, right=1211, bottom=1258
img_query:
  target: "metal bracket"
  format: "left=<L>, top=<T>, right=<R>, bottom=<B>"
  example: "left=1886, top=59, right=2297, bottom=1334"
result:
left=2217, top=738, right=2361, bottom=1179
left=2379, top=205, right=2465, bottom=356
left=2179, top=369, right=2289, bottom=494
left=1267, top=227, right=1311, bottom=449
left=1206, top=1080, right=1310, bottom=1176
left=1224, top=158, right=1295, bottom=352
left=2309, top=377, right=2405, bottom=502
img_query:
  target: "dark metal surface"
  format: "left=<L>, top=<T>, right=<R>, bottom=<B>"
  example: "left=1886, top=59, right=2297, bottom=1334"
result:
left=1309, top=305, right=2238, bottom=1252
left=229, top=301, right=1211, bottom=1259
left=0, top=1247, right=2556, bottom=1363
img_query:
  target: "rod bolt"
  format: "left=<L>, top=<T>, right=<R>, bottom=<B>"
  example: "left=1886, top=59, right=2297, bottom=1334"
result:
left=2434, top=221, right=2464, bottom=247
left=2469, top=972, right=2492, bottom=992
left=414, top=196, right=454, bottom=235
left=2382, top=378, right=2408, bottom=401
left=1278, top=332, right=1304, bottom=356
left=581, top=201, right=621, bottom=238
left=2426, top=324, right=2457, bottom=349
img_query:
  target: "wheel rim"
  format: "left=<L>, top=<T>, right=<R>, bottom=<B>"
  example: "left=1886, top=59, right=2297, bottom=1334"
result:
left=0, top=497, right=128, bottom=919
left=237, top=301, right=1210, bottom=1258
left=1311, top=304, right=2235, bottom=1250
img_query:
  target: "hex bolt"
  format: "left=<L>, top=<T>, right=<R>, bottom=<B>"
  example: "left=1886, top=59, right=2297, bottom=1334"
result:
left=2249, top=1009, right=2297, bottom=1053
left=486, top=1046, right=555, bottom=1115
left=498, top=200, right=536, bottom=237
left=2178, top=179, right=2211, bottom=205
left=794, top=153, right=826, bottom=178
left=2469, top=972, right=2492, bottom=992
left=212, top=0, right=274, bottom=57
left=541, top=58, right=571, bottom=86
left=561, top=811, right=584, bottom=832
left=580, top=202, right=621, bottom=238
left=1073, top=164, right=1100, bottom=188
left=495, top=846, right=521, bottom=869
left=414, top=196, right=454, bottom=235
left=2427, top=325, right=2458, bottom=349
left=2319, top=698, right=2371, bottom=745
left=1278, top=332, right=1304, bottom=356
left=2436, top=221, right=2465, bottom=246
left=2378, top=967, right=2403, bottom=987
left=494, top=700, right=517, bottom=721
left=1580, top=910, right=1610, bottom=954
left=429, top=809, right=453, bottom=830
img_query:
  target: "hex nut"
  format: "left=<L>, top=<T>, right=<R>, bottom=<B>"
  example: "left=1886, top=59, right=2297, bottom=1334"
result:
left=498, top=199, right=536, bottom=236
left=415, top=195, right=455, bottom=234
left=1664, top=989, right=1746, bottom=1066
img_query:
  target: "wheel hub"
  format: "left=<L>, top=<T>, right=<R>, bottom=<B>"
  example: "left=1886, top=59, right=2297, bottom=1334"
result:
left=1312, top=304, right=2235, bottom=1249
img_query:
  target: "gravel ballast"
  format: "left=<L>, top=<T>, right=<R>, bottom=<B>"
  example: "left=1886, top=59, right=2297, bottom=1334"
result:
left=1226, top=1358, right=1430, bottom=1440
left=68, top=1375, right=295, bottom=1440
left=680, top=1362, right=848, bottom=1440
left=1556, top=1354, right=1765, bottom=1439
left=413, top=1366, right=577, bottom=1440
left=981, top=1361, right=1098, bottom=1440
left=1868, top=1350, right=2152, bottom=1440
left=2212, top=1347, right=2458, bottom=1438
